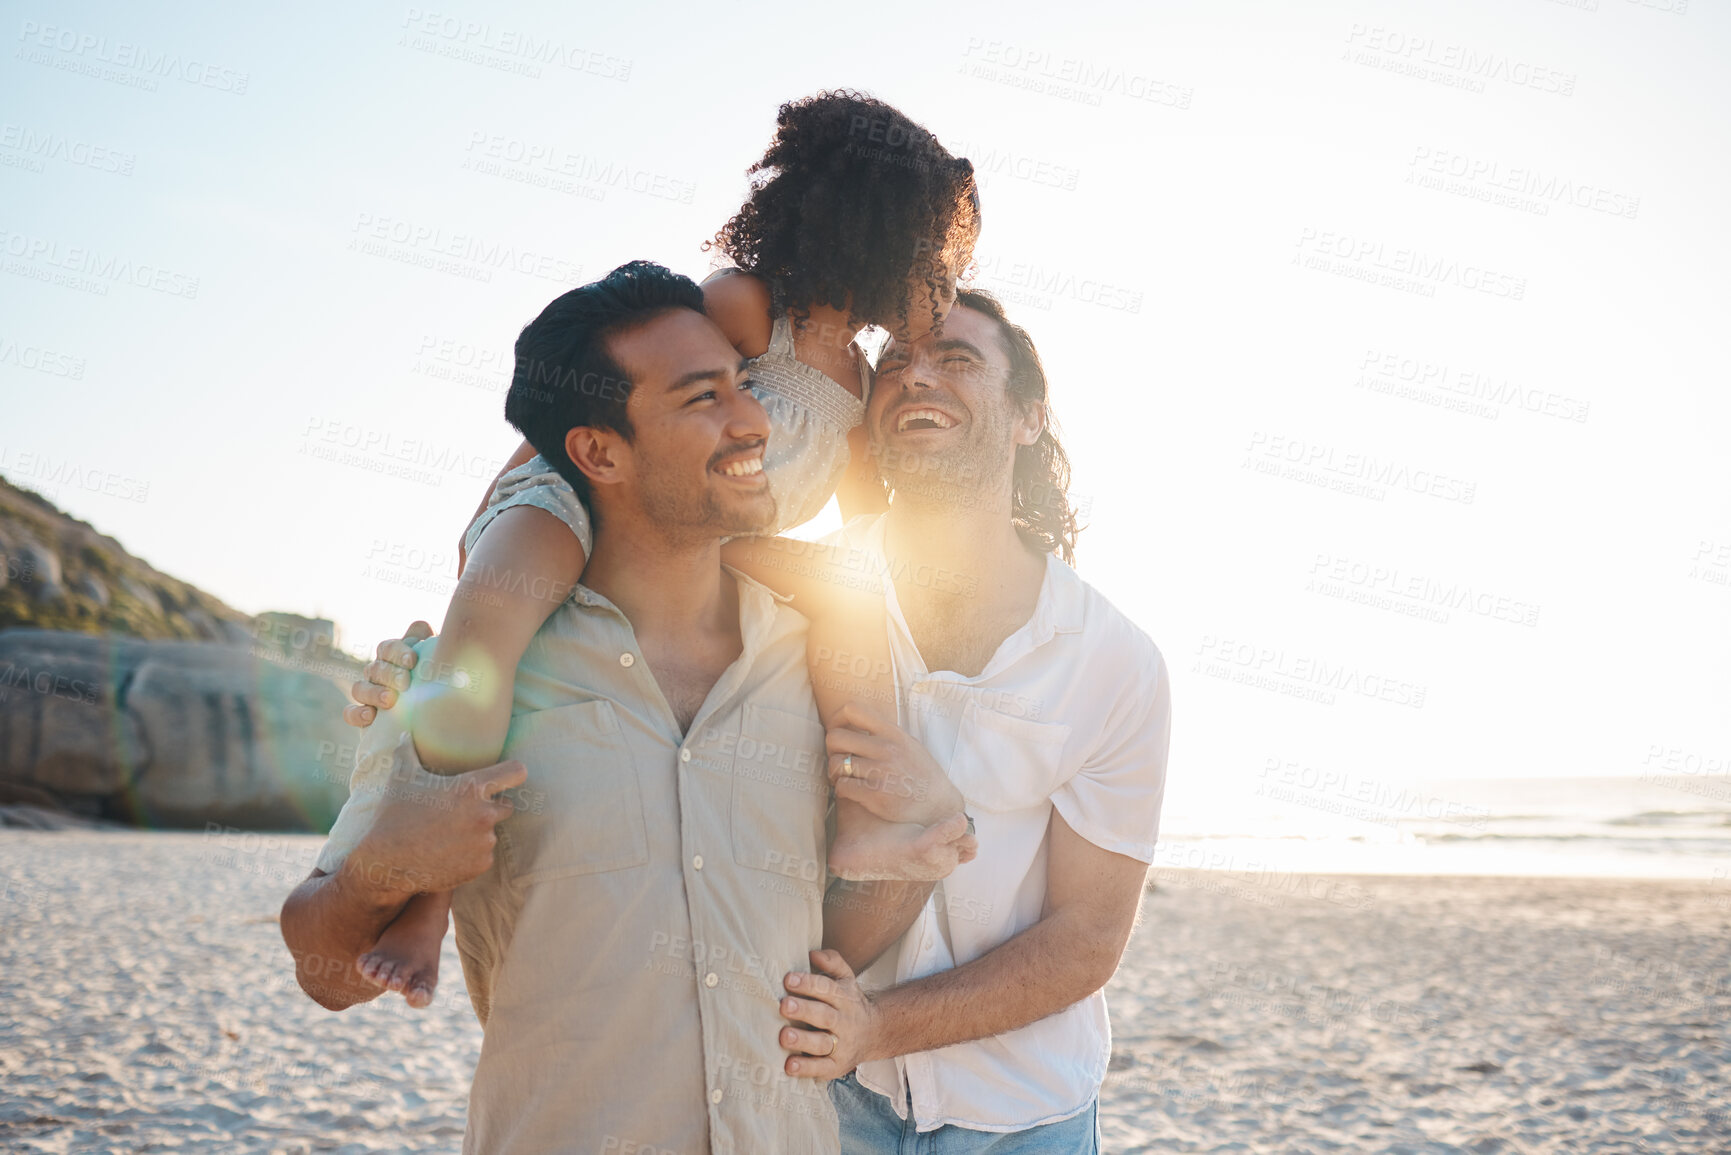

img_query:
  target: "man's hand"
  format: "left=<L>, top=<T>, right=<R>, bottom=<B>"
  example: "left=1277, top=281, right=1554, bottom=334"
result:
left=826, top=703, right=966, bottom=827
left=344, top=621, right=433, bottom=727
left=341, top=741, right=527, bottom=899
left=779, top=949, right=882, bottom=1079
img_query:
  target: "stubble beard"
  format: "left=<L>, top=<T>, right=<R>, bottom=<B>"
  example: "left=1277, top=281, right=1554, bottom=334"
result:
left=875, top=420, right=1015, bottom=516
left=638, top=460, right=777, bottom=543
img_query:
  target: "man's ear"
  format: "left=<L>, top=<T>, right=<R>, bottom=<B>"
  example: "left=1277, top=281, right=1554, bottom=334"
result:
left=1013, top=400, right=1045, bottom=447
left=565, top=426, right=627, bottom=489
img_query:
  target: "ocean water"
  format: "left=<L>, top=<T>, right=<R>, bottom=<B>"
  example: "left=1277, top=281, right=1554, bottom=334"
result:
left=1154, top=774, right=1731, bottom=881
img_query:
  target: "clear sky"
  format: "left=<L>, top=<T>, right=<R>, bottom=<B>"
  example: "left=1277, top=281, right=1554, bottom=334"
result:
left=3, top=0, right=1727, bottom=830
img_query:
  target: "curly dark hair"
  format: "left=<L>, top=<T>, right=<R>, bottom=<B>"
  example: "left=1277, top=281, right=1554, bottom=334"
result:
left=955, top=289, right=1081, bottom=565
left=707, top=90, right=981, bottom=333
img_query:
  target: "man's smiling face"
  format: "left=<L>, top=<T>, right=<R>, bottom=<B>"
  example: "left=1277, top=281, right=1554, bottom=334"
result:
left=868, top=303, right=1029, bottom=506
left=607, top=308, right=776, bottom=539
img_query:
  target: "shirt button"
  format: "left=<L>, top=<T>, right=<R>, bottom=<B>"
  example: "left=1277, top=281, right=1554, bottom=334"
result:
left=704, top=972, right=719, bottom=988
left=680, top=748, right=691, bottom=763
left=692, top=855, right=704, bottom=871
left=619, top=652, right=635, bottom=668
left=710, top=1088, right=724, bottom=1105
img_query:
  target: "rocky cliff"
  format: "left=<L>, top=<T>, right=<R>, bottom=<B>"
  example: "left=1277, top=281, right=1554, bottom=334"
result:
left=0, top=475, right=254, bottom=641
left=0, top=477, right=359, bottom=831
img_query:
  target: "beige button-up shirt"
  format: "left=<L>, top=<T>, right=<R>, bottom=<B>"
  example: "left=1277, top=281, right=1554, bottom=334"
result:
left=320, top=571, right=838, bottom=1155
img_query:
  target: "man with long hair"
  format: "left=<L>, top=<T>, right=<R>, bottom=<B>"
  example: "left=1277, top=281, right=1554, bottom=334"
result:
left=775, top=290, right=1172, bottom=1152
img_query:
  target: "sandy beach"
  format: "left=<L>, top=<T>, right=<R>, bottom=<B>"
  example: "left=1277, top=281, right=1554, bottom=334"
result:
left=2, top=830, right=1726, bottom=1153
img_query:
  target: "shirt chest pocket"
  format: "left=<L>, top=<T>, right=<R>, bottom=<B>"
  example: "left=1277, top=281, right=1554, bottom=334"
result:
left=496, top=699, right=650, bottom=884
left=727, top=704, right=830, bottom=882
left=947, top=702, right=1073, bottom=814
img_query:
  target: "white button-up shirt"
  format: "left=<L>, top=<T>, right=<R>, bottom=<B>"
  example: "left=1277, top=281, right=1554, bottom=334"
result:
left=835, top=515, right=1172, bottom=1133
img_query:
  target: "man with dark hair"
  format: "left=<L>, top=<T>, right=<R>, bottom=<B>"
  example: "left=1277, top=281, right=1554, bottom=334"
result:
left=772, top=291, right=1172, bottom=1153
left=502, top=258, right=701, bottom=505
left=280, top=261, right=935, bottom=1154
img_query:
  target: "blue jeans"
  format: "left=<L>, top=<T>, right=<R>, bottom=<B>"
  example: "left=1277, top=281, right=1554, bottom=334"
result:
left=831, top=1072, right=1100, bottom=1154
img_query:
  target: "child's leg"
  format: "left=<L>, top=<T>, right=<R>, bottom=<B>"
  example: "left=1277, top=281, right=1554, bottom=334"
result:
left=808, top=612, right=974, bottom=881
left=357, top=889, right=452, bottom=1009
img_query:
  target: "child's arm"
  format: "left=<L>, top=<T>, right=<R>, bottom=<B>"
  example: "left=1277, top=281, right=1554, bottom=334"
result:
left=701, top=269, right=774, bottom=358
left=458, top=440, right=542, bottom=571
left=723, top=535, right=970, bottom=886
left=407, top=505, right=584, bottom=774
left=807, top=613, right=964, bottom=828
left=722, top=535, right=883, bottom=614
left=720, top=537, right=893, bottom=742
left=834, top=422, right=891, bottom=520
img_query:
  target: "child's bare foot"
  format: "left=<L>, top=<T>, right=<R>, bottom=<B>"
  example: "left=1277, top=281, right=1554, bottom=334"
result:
left=828, top=810, right=977, bottom=882
left=356, top=890, right=450, bottom=1008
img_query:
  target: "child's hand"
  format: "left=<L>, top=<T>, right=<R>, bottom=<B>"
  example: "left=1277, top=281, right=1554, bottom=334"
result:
left=825, top=702, right=966, bottom=826
left=344, top=621, right=434, bottom=726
